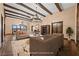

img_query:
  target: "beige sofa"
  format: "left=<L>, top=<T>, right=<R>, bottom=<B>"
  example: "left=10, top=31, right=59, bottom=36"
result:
left=30, top=34, right=64, bottom=56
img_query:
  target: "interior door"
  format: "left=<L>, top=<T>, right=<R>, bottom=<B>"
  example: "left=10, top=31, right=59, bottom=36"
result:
left=1, top=14, right=3, bottom=43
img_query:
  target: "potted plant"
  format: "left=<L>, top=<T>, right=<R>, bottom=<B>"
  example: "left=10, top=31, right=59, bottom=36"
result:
left=66, top=27, right=74, bottom=40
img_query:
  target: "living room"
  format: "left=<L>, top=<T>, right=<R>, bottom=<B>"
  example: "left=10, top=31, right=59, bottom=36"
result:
left=0, top=3, right=79, bottom=56
left=5, top=3, right=76, bottom=40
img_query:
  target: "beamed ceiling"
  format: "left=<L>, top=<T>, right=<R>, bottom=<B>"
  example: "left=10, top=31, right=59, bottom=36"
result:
left=4, top=3, right=75, bottom=21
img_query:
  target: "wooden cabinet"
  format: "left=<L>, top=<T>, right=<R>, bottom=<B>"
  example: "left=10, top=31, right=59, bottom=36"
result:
left=51, top=21, right=63, bottom=34
left=41, top=25, right=50, bottom=35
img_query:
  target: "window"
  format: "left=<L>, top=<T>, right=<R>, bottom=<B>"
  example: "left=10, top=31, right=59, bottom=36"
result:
left=12, top=25, right=17, bottom=31
left=12, top=24, right=27, bottom=34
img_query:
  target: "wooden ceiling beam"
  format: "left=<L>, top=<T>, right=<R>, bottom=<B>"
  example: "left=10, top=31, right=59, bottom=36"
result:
left=5, top=13, right=31, bottom=20
left=5, top=9, right=30, bottom=18
left=5, top=15, right=31, bottom=21
left=37, top=3, right=52, bottom=15
left=16, top=3, right=46, bottom=17
left=55, top=3, right=62, bottom=12
left=4, top=4, right=34, bottom=16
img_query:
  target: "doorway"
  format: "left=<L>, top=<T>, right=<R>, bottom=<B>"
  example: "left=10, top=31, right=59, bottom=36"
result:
left=1, top=14, right=3, bottom=43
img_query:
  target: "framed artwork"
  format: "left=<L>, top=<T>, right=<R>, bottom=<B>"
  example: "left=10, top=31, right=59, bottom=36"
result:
left=51, top=21, right=63, bottom=34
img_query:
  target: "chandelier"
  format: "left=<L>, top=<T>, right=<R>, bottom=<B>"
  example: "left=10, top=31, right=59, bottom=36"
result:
left=31, top=4, right=42, bottom=22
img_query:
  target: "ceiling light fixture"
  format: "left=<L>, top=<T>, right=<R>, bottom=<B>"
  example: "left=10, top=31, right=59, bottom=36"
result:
left=31, top=3, right=42, bottom=22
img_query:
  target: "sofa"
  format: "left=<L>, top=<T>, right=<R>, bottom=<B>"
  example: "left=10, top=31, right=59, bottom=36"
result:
left=30, top=34, right=64, bottom=56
